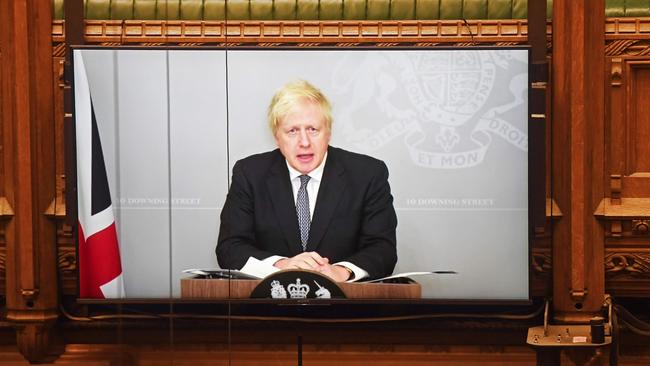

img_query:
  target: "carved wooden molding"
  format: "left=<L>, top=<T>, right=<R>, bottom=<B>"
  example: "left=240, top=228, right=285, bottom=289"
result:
left=610, top=57, right=624, bottom=87
left=44, top=18, right=650, bottom=48
left=58, top=246, right=76, bottom=275
left=0, top=247, right=5, bottom=272
left=632, top=220, right=650, bottom=235
left=532, top=249, right=551, bottom=275
left=606, top=18, right=650, bottom=40
left=52, top=19, right=534, bottom=45
left=605, top=250, right=650, bottom=278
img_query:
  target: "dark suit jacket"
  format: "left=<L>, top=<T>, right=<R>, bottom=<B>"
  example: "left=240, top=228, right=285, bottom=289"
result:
left=216, top=146, right=398, bottom=279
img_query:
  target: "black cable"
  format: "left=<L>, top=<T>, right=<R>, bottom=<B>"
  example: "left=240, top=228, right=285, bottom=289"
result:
left=461, top=18, right=475, bottom=43
left=615, top=304, right=650, bottom=332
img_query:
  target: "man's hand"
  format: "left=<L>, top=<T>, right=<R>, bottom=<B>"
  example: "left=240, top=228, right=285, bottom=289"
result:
left=274, top=252, right=329, bottom=270
left=318, top=264, right=353, bottom=282
left=274, top=253, right=352, bottom=282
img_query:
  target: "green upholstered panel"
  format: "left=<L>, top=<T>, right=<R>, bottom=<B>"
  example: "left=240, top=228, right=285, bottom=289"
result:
left=625, top=0, right=650, bottom=16
left=512, top=0, right=527, bottom=18
left=296, top=0, right=319, bottom=19
left=487, top=0, right=511, bottom=19
left=111, top=0, right=133, bottom=19
left=463, top=0, right=488, bottom=19
left=391, top=0, right=416, bottom=19
left=53, top=0, right=65, bottom=19
left=343, top=0, right=367, bottom=20
left=204, top=0, right=226, bottom=20
left=274, top=0, right=297, bottom=19
left=85, top=0, right=110, bottom=19
left=180, top=0, right=204, bottom=20
left=415, top=0, right=440, bottom=19
left=52, top=0, right=650, bottom=21
left=226, top=0, right=249, bottom=20
left=367, top=0, right=390, bottom=19
left=133, top=0, right=157, bottom=20
left=157, top=1, right=181, bottom=20
left=606, top=0, right=626, bottom=16
left=251, top=0, right=274, bottom=20
left=320, top=0, right=343, bottom=19
left=439, top=0, right=463, bottom=19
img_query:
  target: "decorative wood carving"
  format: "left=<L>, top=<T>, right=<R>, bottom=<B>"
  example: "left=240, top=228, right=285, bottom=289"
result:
left=606, top=17, right=650, bottom=39
left=532, top=249, right=551, bottom=275
left=58, top=245, right=76, bottom=275
left=602, top=17, right=650, bottom=296
left=611, top=57, right=623, bottom=86
left=605, top=250, right=650, bottom=278
left=14, top=322, right=61, bottom=364
left=611, top=220, right=623, bottom=237
left=632, top=220, right=650, bottom=235
left=51, top=19, right=532, bottom=45
left=46, top=17, right=650, bottom=48
left=0, top=246, right=5, bottom=272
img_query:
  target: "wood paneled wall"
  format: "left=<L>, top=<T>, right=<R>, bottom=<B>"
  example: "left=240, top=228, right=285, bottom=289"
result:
left=603, top=21, right=650, bottom=297
left=2, top=2, right=650, bottom=365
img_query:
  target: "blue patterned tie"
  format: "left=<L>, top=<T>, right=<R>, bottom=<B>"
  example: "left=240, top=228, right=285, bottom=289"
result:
left=296, top=175, right=311, bottom=251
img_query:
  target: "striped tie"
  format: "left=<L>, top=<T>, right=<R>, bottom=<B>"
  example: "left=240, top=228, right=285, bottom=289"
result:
left=296, top=175, right=311, bottom=251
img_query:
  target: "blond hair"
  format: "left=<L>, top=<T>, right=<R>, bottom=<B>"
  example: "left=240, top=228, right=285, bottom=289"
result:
left=267, top=80, right=333, bottom=135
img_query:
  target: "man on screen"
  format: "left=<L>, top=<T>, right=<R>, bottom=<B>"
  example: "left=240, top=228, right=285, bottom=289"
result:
left=216, top=80, right=397, bottom=282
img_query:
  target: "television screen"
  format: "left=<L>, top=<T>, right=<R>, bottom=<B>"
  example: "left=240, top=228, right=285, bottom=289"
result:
left=73, top=47, right=530, bottom=301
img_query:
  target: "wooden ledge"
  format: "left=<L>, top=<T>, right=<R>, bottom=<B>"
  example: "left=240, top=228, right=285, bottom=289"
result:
left=595, top=198, right=650, bottom=218
left=0, top=197, right=15, bottom=218
left=547, top=198, right=562, bottom=218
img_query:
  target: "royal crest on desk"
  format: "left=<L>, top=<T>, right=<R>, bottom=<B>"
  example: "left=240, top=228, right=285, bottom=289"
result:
left=250, top=269, right=346, bottom=299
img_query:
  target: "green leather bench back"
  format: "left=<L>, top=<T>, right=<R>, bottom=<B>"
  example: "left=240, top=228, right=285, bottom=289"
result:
left=51, top=0, right=644, bottom=20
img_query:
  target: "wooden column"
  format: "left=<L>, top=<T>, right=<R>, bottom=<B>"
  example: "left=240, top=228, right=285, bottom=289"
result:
left=0, top=0, right=60, bottom=362
left=552, top=0, right=606, bottom=321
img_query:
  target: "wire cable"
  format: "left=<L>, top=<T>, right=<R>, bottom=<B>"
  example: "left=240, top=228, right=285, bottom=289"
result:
left=60, top=302, right=545, bottom=324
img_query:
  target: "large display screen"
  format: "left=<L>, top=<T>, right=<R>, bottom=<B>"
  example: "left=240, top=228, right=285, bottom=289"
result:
left=73, top=47, right=531, bottom=301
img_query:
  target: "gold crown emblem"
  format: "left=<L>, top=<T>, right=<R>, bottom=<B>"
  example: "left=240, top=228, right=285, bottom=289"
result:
left=287, top=278, right=310, bottom=299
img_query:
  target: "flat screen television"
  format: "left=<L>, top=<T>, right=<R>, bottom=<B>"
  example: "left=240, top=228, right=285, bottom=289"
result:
left=71, top=46, right=534, bottom=302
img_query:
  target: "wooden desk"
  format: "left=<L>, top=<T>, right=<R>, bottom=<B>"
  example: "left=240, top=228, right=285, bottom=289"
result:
left=181, top=278, right=421, bottom=299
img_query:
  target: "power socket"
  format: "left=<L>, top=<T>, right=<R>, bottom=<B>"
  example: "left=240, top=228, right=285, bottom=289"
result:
left=527, top=325, right=611, bottom=347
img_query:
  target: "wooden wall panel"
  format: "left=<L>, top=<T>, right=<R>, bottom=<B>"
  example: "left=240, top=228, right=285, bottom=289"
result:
left=628, top=63, right=650, bottom=174
left=0, top=42, right=6, bottom=296
left=0, top=0, right=60, bottom=362
left=3, top=12, right=649, bottom=364
left=602, top=21, right=650, bottom=297
left=551, top=0, right=606, bottom=320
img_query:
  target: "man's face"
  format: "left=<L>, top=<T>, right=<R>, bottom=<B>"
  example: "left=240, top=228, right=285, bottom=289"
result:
left=275, top=100, right=331, bottom=174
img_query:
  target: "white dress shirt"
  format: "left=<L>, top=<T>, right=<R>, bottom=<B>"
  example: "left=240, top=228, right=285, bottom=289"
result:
left=262, top=153, right=368, bottom=282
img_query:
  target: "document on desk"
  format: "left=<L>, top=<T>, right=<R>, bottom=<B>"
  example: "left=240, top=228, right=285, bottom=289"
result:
left=239, top=257, right=280, bottom=278
left=185, top=259, right=456, bottom=283
left=183, top=257, right=279, bottom=280
left=363, top=270, right=457, bottom=283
